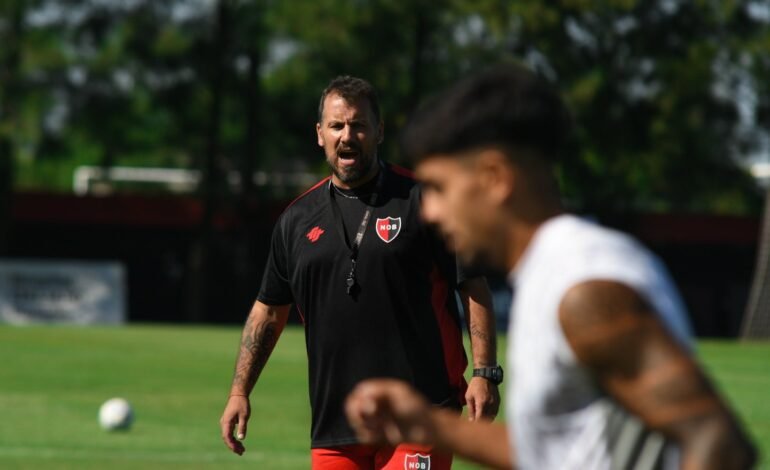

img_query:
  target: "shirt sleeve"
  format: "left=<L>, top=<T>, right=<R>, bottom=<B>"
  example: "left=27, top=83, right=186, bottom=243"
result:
left=256, top=213, right=294, bottom=305
left=456, top=259, right=487, bottom=286
left=420, top=221, right=459, bottom=288
left=414, top=182, right=484, bottom=287
left=425, top=222, right=485, bottom=286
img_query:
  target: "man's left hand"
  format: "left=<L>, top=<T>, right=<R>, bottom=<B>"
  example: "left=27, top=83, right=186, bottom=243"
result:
left=465, top=376, right=500, bottom=421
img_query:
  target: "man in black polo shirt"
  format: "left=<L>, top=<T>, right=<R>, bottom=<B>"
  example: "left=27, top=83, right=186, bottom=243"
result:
left=220, top=76, right=499, bottom=469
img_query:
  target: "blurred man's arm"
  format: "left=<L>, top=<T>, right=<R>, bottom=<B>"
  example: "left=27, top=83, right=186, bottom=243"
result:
left=346, top=379, right=514, bottom=469
left=219, top=300, right=291, bottom=455
left=559, top=280, right=757, bottom=470
left=458, top=276, right=500, bottom=420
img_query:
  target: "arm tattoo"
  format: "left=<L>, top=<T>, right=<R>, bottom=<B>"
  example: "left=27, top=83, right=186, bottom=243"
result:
left=468, top=322, right=497, bottom=366
left=232, top=316, right=278, bottom=391
left=470, top=324, right=491, bottom=343
left=561, top=281, right=757, bottom=469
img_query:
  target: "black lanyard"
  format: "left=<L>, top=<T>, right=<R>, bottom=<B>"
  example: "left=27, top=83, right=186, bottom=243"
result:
left=328, top=166, right=384, bottom=296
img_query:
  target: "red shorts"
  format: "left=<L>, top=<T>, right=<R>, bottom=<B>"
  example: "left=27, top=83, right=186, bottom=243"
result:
left=311, top=443, right=452, bottom=470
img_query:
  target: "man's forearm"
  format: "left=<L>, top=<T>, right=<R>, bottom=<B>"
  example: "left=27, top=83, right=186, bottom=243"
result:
left=230, top=301, right=290, bottom=396
left=678, top=410, right=757, bottom=470
left=460, top=278, right=497, bottom=366
left=432, top=408, right=513, bottom=469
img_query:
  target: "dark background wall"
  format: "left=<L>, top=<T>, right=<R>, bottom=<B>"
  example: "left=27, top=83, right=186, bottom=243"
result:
left=6, top=192, right=759, bottom=337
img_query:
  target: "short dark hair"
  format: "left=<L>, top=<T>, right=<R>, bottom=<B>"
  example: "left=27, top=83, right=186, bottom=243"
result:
left=318, top=76, right=381, bottom=123
left=401, top=63, right=572, bottom=163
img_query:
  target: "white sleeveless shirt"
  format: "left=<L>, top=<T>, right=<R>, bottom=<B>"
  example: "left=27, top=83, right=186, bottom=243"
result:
left=506, top=214, right=692, bottom=470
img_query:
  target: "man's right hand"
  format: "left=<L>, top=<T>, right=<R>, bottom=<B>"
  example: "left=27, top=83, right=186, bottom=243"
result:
left=345, top=379, right=437, bottom=446
left=220, top=395, right=251, bottom=455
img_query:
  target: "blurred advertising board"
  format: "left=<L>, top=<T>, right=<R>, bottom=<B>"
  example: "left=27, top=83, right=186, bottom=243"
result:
left=0, top=259, right=126, bottom=325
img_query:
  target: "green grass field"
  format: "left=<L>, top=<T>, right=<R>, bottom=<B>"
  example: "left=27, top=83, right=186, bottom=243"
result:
left=0, top=325, right=767, bottom=469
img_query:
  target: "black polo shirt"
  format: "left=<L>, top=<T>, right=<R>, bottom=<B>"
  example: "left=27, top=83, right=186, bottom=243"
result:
left=257, top=162, right=468, bottom=448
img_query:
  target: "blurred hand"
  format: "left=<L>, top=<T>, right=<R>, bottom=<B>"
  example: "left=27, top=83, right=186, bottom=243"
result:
left=465, top=377, right=500, bottom=421
left=219, top=395, right=250, bottom=455
left=345, top=379, right=437, bottom=446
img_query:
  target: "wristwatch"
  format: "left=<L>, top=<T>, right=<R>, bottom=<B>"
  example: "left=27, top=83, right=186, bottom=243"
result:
left=472, top=365, right=504, bottom=385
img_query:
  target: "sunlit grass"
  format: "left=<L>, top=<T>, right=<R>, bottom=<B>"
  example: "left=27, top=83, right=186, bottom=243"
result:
left=0, top=325, right=766, bottom=469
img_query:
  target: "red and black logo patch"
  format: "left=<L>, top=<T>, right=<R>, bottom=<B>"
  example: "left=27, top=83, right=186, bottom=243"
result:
left=375, top=217, right=402, bottom=243
left=404, top=453, right=430, bottom=470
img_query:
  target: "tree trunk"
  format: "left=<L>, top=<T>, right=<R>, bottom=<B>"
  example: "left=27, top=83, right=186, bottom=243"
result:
left=242, top=44, right=260, bottom=202
left=408, top=4, right=429, bottom=111
left=0, top=139, right=13, bottom=255
left=742, top=188, right=770, bottom=339
left=0, top=2, right=23, bottom=255
left=186, top=0, right=231, bottom=323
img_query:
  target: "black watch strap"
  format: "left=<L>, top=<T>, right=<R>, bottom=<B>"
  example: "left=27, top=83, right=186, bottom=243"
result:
left=472, top=365, right=504, bottom=385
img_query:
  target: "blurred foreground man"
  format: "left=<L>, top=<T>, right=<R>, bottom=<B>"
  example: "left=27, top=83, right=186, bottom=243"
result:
left=345, top=64, right=757, bottom=470
left=220, top=76, right=500, bottom=469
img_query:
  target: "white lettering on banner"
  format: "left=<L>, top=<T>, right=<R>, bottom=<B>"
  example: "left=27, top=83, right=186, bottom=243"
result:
left=0, top=259, right=127, bottom=325
left=380, top=224, right=398, bottom=231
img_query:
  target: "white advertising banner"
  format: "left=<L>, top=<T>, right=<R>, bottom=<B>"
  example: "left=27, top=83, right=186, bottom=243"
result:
left=0, top=259, right=127, bottom=325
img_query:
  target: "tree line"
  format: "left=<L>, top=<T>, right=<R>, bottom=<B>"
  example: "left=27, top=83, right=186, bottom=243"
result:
left=1, top=0, right=768, bottom=215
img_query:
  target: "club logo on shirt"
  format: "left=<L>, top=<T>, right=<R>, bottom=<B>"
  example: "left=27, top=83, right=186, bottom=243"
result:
left=375, top=217, right=402, bottom=243
left=306, top=226, right=325, bottom=243
left=404, top=453, right=430, bottom=470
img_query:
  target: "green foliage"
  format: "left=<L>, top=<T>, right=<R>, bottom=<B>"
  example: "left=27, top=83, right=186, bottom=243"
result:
left=1, top=0, right=768, bottom=213
left=460, top=0, right=768, bottom=214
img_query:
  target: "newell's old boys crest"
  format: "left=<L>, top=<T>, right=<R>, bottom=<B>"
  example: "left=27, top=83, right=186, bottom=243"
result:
left=404, top=453, right=430, bottom=470
left=376, top=217, right=402, bottom=243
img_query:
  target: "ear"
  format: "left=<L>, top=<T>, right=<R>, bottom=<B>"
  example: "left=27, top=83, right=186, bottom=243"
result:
left=475, top=149, right=515, bottom=205
left=316, top=122, right=324, bottom=147
left=377, top=120, right=384, bottom=144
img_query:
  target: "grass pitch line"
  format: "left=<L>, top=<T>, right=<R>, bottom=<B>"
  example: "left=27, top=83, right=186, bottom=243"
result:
left=0, top=446, right=301, bottom=463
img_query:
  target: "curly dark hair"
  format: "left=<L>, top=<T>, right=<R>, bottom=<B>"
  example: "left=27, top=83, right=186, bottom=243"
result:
left=401, top=63, right=572, bottom=164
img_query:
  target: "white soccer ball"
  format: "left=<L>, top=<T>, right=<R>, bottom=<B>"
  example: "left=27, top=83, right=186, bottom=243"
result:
left=98, top=397, right=134, bottom=431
